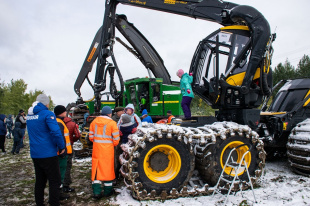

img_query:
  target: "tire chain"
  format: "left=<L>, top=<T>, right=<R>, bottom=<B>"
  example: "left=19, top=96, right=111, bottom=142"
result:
left=287, top=118, right=310, bottom=176
left=119, top=121, right=266, bottom=200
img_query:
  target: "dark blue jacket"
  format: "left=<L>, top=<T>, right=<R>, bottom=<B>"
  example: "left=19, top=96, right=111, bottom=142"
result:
left=27, top=102, right=65, bottom=158
left=141, top=109, right=153, bottom=123
left=0, top=114, right=7, bottom=135
left=120, top=122, right=137, bottom=144
left=12, top=122, right=23, bottom=142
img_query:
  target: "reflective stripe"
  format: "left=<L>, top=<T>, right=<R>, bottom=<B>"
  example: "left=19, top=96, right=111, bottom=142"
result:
left=95, top=124, right=98, bottom=138
left=113, top=136, right=120, bottom=141
left=104, top=182, right=113, bottom=186
left=89, top=135, right=93, bottom=137
left=64, top=133, right=69, bottom=136
left=66, top=143, right=71, bottom=146
left=95, top=134, right=112, bottom=138
left=112, top=131, right=119, bottom=136
left=94, top=139, right=113, bottom=143
left=89, top=131, right=94, bottom=134
left=94, top=124, right=114, bottom=139
left=92, top=180, right=101, bottom=184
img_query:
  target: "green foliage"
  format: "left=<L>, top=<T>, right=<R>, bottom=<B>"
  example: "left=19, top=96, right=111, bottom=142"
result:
left=273, top=55, right=310, bottom=85
left=0, top=78, right=54, bottom=115
left=190, top=95, right=215, bottom=116
left=273, top=59, right=296, bottom=84
left=296, top=55, right=310, bottom=78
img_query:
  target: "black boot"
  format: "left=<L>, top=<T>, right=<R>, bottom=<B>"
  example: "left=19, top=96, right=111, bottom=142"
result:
left=59, top=192, right=70, bottom=201
left=63, top=186, right=75, bottom=193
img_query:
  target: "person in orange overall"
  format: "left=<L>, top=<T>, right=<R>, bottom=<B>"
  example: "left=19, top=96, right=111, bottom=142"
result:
left=167, top=110, right=175, bottom=124
left=89, top=106, right=120, bottom=199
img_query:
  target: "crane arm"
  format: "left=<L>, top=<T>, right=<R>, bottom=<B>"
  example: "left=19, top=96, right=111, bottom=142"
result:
left=83, top=0, right=271, bottom=113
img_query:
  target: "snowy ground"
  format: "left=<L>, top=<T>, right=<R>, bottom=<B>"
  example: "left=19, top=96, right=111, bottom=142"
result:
left=1, top=138, right=310, bottom=206
left=110, top=158, right=310, bottom=206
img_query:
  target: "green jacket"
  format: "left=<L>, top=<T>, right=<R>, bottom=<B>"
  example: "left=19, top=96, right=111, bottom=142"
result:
left=180, top=73, right=194, bottom=98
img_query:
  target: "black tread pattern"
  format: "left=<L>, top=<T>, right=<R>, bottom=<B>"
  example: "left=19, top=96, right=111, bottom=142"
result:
left=287, top=119, right=310, bottom=176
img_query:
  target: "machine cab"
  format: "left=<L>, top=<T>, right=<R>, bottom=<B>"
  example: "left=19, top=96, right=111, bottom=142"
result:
left=190, top=26, right=261, bottom=109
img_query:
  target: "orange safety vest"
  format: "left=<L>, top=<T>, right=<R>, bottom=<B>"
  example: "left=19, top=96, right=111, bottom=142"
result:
left=89, top=116, right=120, bottom=181
left=167, top=115, right=175, bottom=123
left=56, top=118, right=72, bottom=154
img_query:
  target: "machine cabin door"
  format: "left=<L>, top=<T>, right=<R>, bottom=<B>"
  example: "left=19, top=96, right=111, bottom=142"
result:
left=190, top=26, right=251, bottom=107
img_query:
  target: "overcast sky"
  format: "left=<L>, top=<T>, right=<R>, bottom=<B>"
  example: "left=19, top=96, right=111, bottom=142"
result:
left=1, top=0, right=309, bottom=107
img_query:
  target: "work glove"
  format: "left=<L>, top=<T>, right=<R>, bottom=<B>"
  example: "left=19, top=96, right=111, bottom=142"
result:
left=189, top=72, right=193, bottom=76
left=187, top=89, right=191, bottom=94
left=132, top=127, right=137, bottom=134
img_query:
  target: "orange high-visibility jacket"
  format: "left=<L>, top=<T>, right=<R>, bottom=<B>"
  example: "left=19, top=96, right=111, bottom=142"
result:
left=89, top=116, right=120, bottom=181
left=167, top=115, right=175, bottom=123
left=56, top=118, right=72, bottom=154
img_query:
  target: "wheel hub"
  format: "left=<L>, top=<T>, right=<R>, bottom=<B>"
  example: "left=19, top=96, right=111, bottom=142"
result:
left=149, top=151, right=169, bottom=172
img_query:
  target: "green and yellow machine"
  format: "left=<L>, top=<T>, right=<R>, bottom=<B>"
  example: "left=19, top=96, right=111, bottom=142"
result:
left=69, top=0, right=279, bottom=201
left=85, top=77, right=183, bottom=118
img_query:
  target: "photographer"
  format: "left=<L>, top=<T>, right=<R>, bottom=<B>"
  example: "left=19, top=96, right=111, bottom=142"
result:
left=15, top=109, right=27, bottom=148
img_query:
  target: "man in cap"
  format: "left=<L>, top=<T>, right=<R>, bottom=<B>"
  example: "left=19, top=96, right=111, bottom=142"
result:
left=89, top=106, right=120, bottom=199
left=27, top=94, right=66, bottom=206
left=15, top=109, right=27, bottom=148
left=54, top=105, right=73, bottom=200
left=112, top=107, right=124, bottom=123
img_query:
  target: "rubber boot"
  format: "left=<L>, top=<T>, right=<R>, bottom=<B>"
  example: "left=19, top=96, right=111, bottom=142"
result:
left=103, top=181, right=114, bottom=197
left=92, top=181, right=102, bottom=199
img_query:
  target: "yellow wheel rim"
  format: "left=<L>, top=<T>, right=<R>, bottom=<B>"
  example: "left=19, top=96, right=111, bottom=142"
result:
left=220, top=141, right=251, bottom=176
left=143, top=144, right=181, bottom=184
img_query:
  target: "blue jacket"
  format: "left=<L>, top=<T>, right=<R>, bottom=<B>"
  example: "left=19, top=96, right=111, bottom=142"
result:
left=141, top=109, right=153, bottom=123
left=27, top=102, right=65, bottom=158
left=180, top=73, right=194, bottom=98
left=0, top=114, right=7, bottom=135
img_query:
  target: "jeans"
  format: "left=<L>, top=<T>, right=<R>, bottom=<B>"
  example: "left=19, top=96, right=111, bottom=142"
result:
left=32, top=156, right=61, bottom=206
left=11, top=139, right=21, bottom=154
left=20, top=128, right=26, bottom=148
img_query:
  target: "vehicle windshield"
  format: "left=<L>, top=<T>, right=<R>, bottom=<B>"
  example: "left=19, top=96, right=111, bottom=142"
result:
left=269, top=89, right=308, bottom=112
left=192, top=29, right=250, bottom=86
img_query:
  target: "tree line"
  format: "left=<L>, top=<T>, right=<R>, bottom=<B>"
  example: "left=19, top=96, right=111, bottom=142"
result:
left=0, top=79, right=54, bottom=115
left=0, top=55, right=309, bottom=116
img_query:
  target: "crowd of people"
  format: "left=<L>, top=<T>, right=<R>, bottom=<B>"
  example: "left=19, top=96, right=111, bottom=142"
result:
left=0, top=69, right=194, bottom=205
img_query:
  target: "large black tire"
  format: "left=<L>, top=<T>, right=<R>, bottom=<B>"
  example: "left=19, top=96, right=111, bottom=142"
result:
left=287, top=118, right=310, bottom=176
left=133, top=134, right=195, bottom=195
left=196, top=132, right=264, bottom=186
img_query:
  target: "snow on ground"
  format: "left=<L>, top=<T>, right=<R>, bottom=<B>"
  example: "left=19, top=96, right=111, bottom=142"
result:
left=107, top=159, right=310, bottom=206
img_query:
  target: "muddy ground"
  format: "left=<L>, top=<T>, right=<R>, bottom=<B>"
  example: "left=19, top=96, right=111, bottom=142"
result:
left=0, top=137, right=120, bottom=206
left=2, top=136, right=310, bottom=206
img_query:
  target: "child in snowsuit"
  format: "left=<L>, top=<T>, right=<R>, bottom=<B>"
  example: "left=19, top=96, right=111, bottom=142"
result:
left=119, top=114, right=137, bottom=144
left=11, top=122, right=23, bottom=154
left=117, top=104, right=142, bottom=128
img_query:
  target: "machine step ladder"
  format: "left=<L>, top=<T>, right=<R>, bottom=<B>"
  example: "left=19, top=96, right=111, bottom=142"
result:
left=212, top=144, right=257, bottom=205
